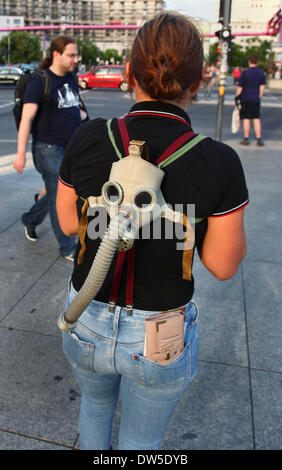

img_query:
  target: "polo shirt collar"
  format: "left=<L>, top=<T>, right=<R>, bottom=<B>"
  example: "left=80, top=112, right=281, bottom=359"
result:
left=129, top=101, right=191, bottom=127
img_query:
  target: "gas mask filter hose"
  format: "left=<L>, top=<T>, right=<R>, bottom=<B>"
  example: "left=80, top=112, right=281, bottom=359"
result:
left=57, top=210, right=133, bottom=332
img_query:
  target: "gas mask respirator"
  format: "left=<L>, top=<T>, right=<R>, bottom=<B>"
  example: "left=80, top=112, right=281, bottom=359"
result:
left=57, top=141, right=194, bottom=331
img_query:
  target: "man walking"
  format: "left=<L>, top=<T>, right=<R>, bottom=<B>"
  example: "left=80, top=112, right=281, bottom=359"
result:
left=236, top=55, right=266, bottom=147
left=13, top=35, right=82, bottom=260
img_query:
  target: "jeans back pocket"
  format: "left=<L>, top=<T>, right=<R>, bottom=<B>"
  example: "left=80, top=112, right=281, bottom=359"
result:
left=63, top=330, right=95, bottom=373
left=131, top=325, right=198, bottom=389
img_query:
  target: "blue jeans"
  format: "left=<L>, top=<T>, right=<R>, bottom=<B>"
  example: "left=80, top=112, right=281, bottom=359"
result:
left=21, top=141, right=76, bottom=256
left=62, top=283, right=199, bottom=450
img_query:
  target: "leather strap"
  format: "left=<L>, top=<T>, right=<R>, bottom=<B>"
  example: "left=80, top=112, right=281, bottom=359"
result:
left=155, top=131, right=196, bottom=166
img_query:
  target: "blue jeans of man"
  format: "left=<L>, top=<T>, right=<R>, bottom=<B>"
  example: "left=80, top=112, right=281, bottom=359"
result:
left=21, top=140, right=76, bottom=256
left=62, top=283, right=199, bottom=450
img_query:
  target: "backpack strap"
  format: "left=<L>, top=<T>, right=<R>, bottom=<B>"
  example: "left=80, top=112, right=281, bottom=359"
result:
left=107, top=119, right=123, bottom=159
left=117, top=118, right=130, bottom=154
left=155, top=130, right=196, bottom=166
left=35, top=71, right=53, bottom=126
left=36, top=70, right=52, bottom=102
left=107, top=118, right=207, bottom=167
left=157, top=134, right=207, bottom=168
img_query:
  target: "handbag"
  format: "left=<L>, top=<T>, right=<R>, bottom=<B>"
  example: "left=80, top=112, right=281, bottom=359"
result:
left=231, top=107, right=240, bottom=134
left=79, top=96, right=90, bottom=122
left=144, top=307, right=185, bottom=365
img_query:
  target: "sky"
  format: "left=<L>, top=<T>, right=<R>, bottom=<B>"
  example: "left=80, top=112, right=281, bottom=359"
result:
left=165, top=0, right=218, bottom=22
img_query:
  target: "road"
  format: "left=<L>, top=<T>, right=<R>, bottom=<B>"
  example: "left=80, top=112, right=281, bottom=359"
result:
left=0, top=83, right=281, bottom=451
left=0, top=83, right=281, bottom=159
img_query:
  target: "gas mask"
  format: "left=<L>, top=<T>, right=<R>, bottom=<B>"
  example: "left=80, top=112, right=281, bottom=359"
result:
left=89, top=140, right=168, bottom=250
left=57, top=141, right=194, bottom=332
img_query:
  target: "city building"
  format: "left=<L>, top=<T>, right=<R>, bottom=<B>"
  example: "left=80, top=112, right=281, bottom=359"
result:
left=0, top=14, right=24, bottom=40
left=97, top=0, right=165, bottom=54
left=0, top=0, right=103, bottom=41
left=215, top=0, right=281, bottom=76
left=214, top=0, right=280, bottom=49
left=227, top=0, right=280, bottom=49
left=0, top=0, right=165, bottom=55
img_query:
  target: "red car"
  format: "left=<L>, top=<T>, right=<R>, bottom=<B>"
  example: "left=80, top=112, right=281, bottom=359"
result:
left=79, top=65, right=129, bottom=91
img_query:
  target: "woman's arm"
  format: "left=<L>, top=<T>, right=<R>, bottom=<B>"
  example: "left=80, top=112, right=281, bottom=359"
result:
left=56, top=179, right=79, bottom=236
left=199, top=208, right=247, bottom=280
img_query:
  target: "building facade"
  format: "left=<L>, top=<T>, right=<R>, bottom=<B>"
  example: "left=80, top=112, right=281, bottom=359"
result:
left=0, top=0, right=103, bottom=41
left=230, top=0, right=280, bottom=48
left=0, top=0, right=165, bottom=53
left=215, top=0, right=280, bottom=48
left=214, top=0, right=281, bottom=75
left=0, top=14, right=24, bottom=40
left=96, top=0, right=165, bottom=53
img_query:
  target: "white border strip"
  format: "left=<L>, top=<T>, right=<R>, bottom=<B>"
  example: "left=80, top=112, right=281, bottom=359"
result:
left=212, top=199, right=249, bottom=217
left=59, top=176, right=73, bottom=188
left=127, top=109, right=190, bottom=123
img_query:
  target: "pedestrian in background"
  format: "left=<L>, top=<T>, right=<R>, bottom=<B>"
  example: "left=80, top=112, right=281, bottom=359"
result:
left=13, top=35, right=81, bottom=260
left=236, top=55, right=266, bottom=147
left=57, top=12, right=248, bottom=450
left=232, top=66, right=241, bottom=85
left=203, top=64, right=213, bottom=100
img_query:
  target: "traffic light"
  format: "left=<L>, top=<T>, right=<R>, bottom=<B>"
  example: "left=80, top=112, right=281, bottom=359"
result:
left=215, top=28, right=231, bottom=40
left=215, top=29, right=222, bottom=39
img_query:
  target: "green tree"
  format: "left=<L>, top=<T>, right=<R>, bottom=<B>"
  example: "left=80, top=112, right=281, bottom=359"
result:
left=243, top=38, right=273, bottom=71
left=208, top=42, right=221, bottom=66
left=228, top=43, right=246, bottom=68
left=77, top=40, right=101, bottom=67
left=208, top=38, right=273, bottom=72
left=102, top=48, right=123, bottom=64
left=0, top=31, right=41, bottom=64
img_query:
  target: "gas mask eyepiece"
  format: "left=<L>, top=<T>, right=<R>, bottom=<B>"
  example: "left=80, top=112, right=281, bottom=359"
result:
left=102, top=180, right=124, bottom=207
left=131, top=188, right=156, bottom=211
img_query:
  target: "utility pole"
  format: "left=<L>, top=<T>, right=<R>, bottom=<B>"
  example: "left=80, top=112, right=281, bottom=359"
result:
left=215, top=0, right=232, bottom=141
left=7, top=35, right=10, bottom=64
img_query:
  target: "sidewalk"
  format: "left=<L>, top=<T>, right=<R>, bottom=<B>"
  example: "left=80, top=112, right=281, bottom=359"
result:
left=0, top=137, right=281, bottom=450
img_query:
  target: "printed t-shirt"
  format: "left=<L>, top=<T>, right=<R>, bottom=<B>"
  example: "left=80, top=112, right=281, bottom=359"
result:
left=24, top=69, right=81, bottom=148
left=59, top=101, right=249, bottom=311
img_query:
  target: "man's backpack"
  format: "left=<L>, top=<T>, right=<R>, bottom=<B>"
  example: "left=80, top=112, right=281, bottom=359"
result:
left=12, top=70, right=52, bottom=130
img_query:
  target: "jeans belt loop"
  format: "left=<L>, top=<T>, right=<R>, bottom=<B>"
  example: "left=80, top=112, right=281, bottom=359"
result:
left=189, top=300, right=199, bottom=325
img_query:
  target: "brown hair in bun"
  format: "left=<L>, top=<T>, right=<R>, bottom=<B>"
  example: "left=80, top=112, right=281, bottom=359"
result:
left=128, top=12, right=203, bottom=101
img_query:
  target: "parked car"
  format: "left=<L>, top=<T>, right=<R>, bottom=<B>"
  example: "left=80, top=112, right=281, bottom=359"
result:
left=19, top=62, right=38, bottom=73
left=19, top=63, right=32, bottom=73
left=79, top=65, right=129, bottom=91
left=0, top=66, right=23, bottom=85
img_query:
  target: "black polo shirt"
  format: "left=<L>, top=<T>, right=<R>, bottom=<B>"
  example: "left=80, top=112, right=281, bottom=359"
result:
left=59, top=101, right=249, bottom=310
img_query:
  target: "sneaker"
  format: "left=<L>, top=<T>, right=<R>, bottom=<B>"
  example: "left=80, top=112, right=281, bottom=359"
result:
left=62, top=252, right=75, bottom=262
left=24, top=226, right=38, bottom=242
left=257, top=139, right=265, bottom=147
left=240, top=139, right=250, bottom=146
